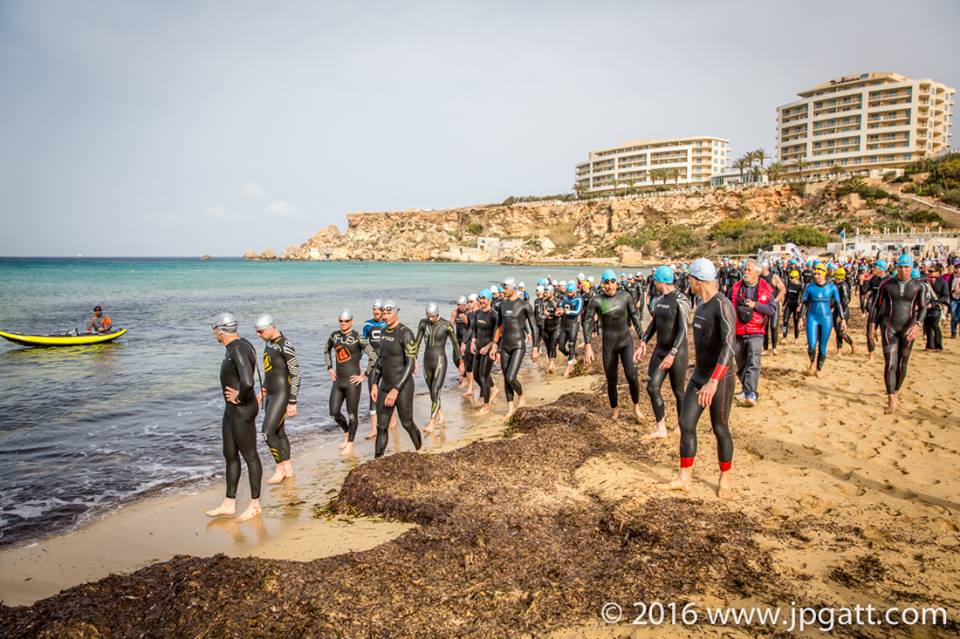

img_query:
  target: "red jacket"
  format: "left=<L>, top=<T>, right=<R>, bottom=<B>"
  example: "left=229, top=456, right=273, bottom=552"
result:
left=730, top=278, right=775, bottom=336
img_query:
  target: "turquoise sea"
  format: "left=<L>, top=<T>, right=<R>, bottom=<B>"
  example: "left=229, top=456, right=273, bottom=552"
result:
left=0, top=258, right=608, bottom=547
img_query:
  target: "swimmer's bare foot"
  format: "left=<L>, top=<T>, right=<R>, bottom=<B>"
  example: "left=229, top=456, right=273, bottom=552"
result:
left=205, top=498, right=236, bottom=517
left=547, top=361, right=556, bottom=374
left=505, top=401, right=516, bottom=419
left=462, top=387, right=474, bottom=397
left=849, top=342, right=856, bottom=355
left=267, top=466, right=286, bottom=484
left=717, top=471, right=733, bottom=499
left=634, top=403, right=643, bottom=424
left=815, top=368, right=822, bottom=378
left=661, top=468, right=692, bottom=492
left=564, top=361, right=575, bottom=378
left=364, top=429, right=376, bottom=440
left=437, top=409, right=445, bottom=425
left=236, top=500, right=261, bottom=522
left=516, top=395, right=525, bottom=409
left=662, top=477, right=691, bottom=492
left=490, top=387, right=499, bottom=403
left=338, top=433, right=349, bottom=449
left=284, top=460, right=295, bottom=478
left=340, top=442, right=353, bottom=456
left=611, top=407, right=620, bottom=420
left=884, top=394, right=899, bottom=415
left=645, top=421, right=668, bottom=440
left=477, top=403, right=491, bottom=415
left=806, top=362, right=816, bottom=377
left=423, top=419, right=435, bottom=434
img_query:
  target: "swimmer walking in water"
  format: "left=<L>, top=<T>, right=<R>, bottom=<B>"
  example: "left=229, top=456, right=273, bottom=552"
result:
left=325, top=309, right=379, bottom=457
left=415, top=303, right=464, bottom=432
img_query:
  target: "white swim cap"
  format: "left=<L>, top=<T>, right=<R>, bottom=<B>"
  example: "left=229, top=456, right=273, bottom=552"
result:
left=426, top=302, right=440, bottom=317
left=467, top=293, right=479, bottom=302
left=457, top=295, right=467, bottom=305
left=213, top=312, right=238, bottom=333
left=382, top=299, right=397, bottom=311
left=339, top=309, right=353, bottom=321
left=502, top=277, right=516, bottom=289
left=254, top=314, right=274, bottom=331
left=372, top=299, right=383, bottom=310
left=689, top=258, right=718, bottom=282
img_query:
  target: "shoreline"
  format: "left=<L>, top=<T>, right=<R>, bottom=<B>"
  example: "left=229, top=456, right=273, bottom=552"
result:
left=0, top=362, right=597, bottom=606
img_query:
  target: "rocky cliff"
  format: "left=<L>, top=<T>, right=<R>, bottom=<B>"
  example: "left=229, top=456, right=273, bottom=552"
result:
left=262, top=186, right=815, bottom=265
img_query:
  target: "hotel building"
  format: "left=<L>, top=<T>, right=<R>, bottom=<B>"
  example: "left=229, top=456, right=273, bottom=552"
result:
left=777, top=72, right=954, bottom=179
left=574, top=136, right=731, bottom=193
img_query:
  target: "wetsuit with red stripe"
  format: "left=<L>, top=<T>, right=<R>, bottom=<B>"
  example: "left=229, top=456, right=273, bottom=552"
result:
left=678, top=292, right=736, bottom=471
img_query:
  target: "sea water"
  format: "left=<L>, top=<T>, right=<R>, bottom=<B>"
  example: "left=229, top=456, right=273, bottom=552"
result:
left=0, top=258, right=602, bottom=547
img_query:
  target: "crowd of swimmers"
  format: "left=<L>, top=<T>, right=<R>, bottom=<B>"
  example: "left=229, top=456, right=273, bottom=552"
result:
left=206, top=253, right=959, bottom=521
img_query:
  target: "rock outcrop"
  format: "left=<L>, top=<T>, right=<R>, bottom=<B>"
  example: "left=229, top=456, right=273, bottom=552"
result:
left=274, top=186, right=808, bottom=263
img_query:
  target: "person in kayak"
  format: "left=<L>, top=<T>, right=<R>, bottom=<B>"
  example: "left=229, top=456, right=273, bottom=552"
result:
left=255, top=314, right=301, bottom=483
left=206, top=313, right=263, bottom=522
left=86, top=306, right=113, bottom=334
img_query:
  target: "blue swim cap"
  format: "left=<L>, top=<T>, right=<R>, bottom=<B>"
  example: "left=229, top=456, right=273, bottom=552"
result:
left=480, top=288, right=492, bottom=300
left=537, top=278, right=548, bottom=287
left=875, top=259, right=888, bottom=270
left=601, top=268, right=617, bottom=282
left=654, top=265, right=675, bottom=284
left=911, top=267, right=921, bottom=279
left=896, top=253, right=914, bottom=267
left=566, top=282, right=577, bottom=293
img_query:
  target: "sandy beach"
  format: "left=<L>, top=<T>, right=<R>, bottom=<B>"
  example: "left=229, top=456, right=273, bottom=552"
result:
left=0, top=362, right=594, bottom=608
left=1, top=315, right=958, bottom=637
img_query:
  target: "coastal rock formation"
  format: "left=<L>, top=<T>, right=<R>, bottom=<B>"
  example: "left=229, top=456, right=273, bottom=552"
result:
left=277, top=186, right=806, bottom=263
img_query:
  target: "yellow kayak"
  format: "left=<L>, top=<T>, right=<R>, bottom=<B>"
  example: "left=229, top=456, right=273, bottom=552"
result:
left=0, top=328, right=127, bottom=347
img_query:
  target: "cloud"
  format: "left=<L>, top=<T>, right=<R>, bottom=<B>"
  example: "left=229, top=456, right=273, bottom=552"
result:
left=263, top=200, right=296, bottom=217
left=206, top=206, right=231, bottom=219
left=240, top=183, right=267, bottom=200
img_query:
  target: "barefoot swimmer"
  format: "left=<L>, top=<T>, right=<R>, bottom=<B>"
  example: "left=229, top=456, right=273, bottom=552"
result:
left=414, top=303, right=464, bottom=432
left=582, top=269, right=645, bottom=424
left=325, top=309, right=379, bottom=457
left=802, top=264, right=845, bottom=377
left=207, top=313, right=263, bottom=521
left=666, top=259, right=736, bottom=499
left=370, top=300, right=423, bottom=457
left=362, top=301, right=387, bottom=440
left=467, top=289, right=499, bottom=414
left=635, top=265, right=690, bottom=437
left=871, top=253, right=927, bottom=414
left=255, top=314, right=301, bottom=483
left=489, top=278, right=539, bottom=418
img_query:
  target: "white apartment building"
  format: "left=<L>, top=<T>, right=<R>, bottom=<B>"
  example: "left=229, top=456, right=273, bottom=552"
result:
left=575, top=136, right=730, bottom=193
left=777, top=72, right=955, bottom=179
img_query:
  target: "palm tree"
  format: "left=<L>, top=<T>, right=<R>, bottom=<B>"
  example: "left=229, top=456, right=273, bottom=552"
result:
left=735, top=156, right=750, bottom=182
left=750, top=165, right=762, bottom=183
left=753, top=148, right=767, bottom=171
left=672, top=167, right=682, bottom=187
left=766, top=161, right=785, bottom=183
left=793, top=156, right=806, bottom=181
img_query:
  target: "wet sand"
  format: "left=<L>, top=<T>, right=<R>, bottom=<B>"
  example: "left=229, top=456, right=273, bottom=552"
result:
left=0, top=363, right=596, bottom=606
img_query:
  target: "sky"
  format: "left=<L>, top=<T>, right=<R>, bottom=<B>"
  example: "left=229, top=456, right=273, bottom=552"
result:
left=0, top=0, right=958, bottom=257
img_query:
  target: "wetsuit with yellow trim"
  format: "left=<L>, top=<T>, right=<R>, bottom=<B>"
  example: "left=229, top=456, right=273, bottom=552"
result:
left=261, top=333, right=301, bottom=463
left=414, top=316, right=462, bottom=421
left=370, top=322, right=421, bottom=457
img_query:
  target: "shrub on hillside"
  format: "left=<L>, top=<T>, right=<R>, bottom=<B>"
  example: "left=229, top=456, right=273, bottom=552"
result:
left=941, top=189, right=960, bottom=208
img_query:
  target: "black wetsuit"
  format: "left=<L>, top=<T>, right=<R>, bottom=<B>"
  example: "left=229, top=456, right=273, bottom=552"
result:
left=541, top=297, right=561, bottom=358
left=679, top=293, right=736, bottom=471
left=862, top=274, right=884, bottom=354
left=453, top=308, right=472, bottom=374
left=584, top=289, right=644, bottom=409
left=325, top=329, right=378, bottom=443
left=641, top=289, right=690, bottom=423
left=580, top=288, right=598, bottom=338
left=370, top=322, right=421, bottom=457
left=833, top=280, right=854, bottom=350
left=761, top=273, right=783, bottom=352
left=220, top=338, right=262, bottom=499
left=415, top=317, right=462, bottom=420
left=558, top=294, right=583, bottom=361
left=362, top=318, right=387, bottom=412
left=494, top=297, right=538, bottom=402
left=924, top=277, right=949, bottom=350
left=261, top=333, right=301, bottom=463
left=782, top=280, right=804, bottom=339
left=871, top=277, right=927, bottom=395
left=468, top=307, right=498, bottom=403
